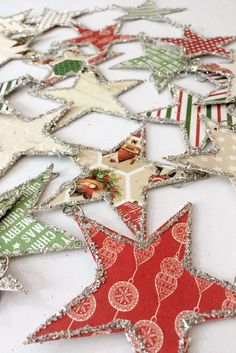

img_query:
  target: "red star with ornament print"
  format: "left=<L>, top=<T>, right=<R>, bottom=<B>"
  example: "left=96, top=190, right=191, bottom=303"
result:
left=160, top=27, right=235, bottom=58
left=65, top=23, right=137, bottom=52
left=26, top=203, right=236, bottom=353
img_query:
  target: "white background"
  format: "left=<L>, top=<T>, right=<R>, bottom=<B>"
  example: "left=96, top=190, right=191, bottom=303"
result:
left=0, top=0, right=236, bottom=352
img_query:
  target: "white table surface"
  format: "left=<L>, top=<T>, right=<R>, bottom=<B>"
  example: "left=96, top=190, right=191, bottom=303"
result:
left=0, top=0, right=236, bottom=352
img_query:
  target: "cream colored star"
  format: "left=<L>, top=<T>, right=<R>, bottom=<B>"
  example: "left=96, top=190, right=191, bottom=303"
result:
left=168, top=119, right=236, bottom=190
left=0, top=35, right=28, bottom=66
left=0, top=105, right=80, bottom=178
left=36, top=69, right=142, bottom=131
left=0, top=11, right=35, bottom=36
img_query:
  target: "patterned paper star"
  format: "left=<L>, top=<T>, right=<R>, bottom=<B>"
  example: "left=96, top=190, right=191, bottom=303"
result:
left=160, top=27, right=235, bottom=58
left=36, top=128, right=206, bottom=238
left=167, top=120, right=236, bottom=190
left=32, top=48, right=121, bottom=86
left=0, top=75, right=36, bottom=115
left=0, top=35, right=29, bottom=66
left=0, top=165, right=84, bottom=258
left=199, top=51, right=236, bottom=104
left=113, top=41, right=189, bottom=91
left=115, top=0, right=186, bottom=23
left=26, top=204, right=236, bottom=353
left=142, top=85, right=235, bottom=149
left=65, top=23, right=137, bottom=53
left=0, top=10, right=35, bottom=37
left=36, top=69, right=142, bottom=131
left=0, top=255, right=24, bottom=293
left=26, top=8, right=87, bottom=34
left=0, top=104, right=80, bottom=178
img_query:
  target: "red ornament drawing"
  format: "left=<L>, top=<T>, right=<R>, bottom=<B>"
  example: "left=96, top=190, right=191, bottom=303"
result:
left=108, top=281, right=139, bottom=312
left=67, top=295, right=96, bottom=322
left=160, top=257, right=184, bottom=278
left=155, top=272, right=178, bottom=302
left=98, top=248, right=117, bottom=269
left=175, top=310, right=196, bottom=337
left=133, top=320, right=164, bottom=353
left=103, top=237, right=125, bottom=253
left=195, top=277, right=213, bottom=294
left=134, top=245, right=155, bottom=266
left=171, top=222, right=188, bottom=243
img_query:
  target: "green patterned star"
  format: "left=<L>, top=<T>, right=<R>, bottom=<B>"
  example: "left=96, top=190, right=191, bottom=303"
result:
left=0, top=165, right=85, bottom=258
left=116, top=0, right=186, bottom=23
left=113, top=42, right=189, bottom=91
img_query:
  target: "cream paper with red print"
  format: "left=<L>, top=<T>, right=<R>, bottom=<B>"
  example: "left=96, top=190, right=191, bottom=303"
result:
left=26, top=204, right=236, bottom=353
left=37, top=128, right=205, bottom=239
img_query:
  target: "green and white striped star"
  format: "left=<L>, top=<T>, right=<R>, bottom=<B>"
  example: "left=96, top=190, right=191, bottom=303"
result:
left=115, top=0, right=186, bottom=23
left=113, top=42, right=189, bottom=91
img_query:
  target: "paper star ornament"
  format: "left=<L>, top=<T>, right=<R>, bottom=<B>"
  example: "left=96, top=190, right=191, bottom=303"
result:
left=32, top=48, right=120, bottom=86
left=167, top=120, right=236, bottom=190
left=0, top=165, right=84, bottom=257
left=66, top=23, right=137, bottom=53
left=142, top=85, right=235, bottom=149
left=0, top=10, right=35, bottom=37
left=113, top=41, right=189, bottom=91
left=26, top=8, right=87, bottom=34
left=0, top=74, right=36, bottom=115
left=160, top=27, right=235, bottom=58
left=36, top=128, right=206, bottom=238
left=0, top=104, right=80, bottom=178
left=26, top=204, right=236, bottom=353
left=36, top=68, right=142, bottom=131
left=115, top=0, right=186, bottom=23
left=0, top=35, right=29, bottom=66
left=199, top=51, right=236, bottom=104
left=0, top=255, right=24, bottom=293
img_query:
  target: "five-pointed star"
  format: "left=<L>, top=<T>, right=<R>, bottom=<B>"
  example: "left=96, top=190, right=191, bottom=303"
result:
left=25, top=8, right=87, bottom=34
left=26, top=204, right=236, bottom=353
left=0, top=165, right=84, bottom=258
left=0, top=255, right=24, bottom=293
left=36, top=128, right=205, bottom=239
left=0, top=74, right=36, bottom=115
left=0, top=104, right=80, bottom=178
left=199, top=51, right=236, bottom=104
left=115, top=0, right=186, bottom=23
left=32, top=48, right=120, bottom=85
left=113, top=41, right=189, bottom=91
left=36, top=69, right=142, bottom=131
left=65, top=23, right=137, bottom=53
left=0, top=35, right=28, bottom=67
left=160, top=27, right=235, bottom=58
left=142, top=85, right=235, bottom=149
left=167, top=119, right=236, bottom=191
left=0, top=10, right=35, bottom=36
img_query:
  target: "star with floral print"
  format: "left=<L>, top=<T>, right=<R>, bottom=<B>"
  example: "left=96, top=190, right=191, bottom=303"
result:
left=26, top=203, right=236, bottom=353
left=160, top=27, right=235, bottom=58
left=35, top=127, right=205, bottom=239
left=0, top=74, right=36, bottom=115
left=0, top=255, right=24, bottom=293
left=0, top=104, right=80, bottom=178
left=142, top=85, right=235, bottom=149
left=167, top=119, right=236, bottom=191
left=0, top=34, right=29, bottom=67
left=25, top=8, right=87, bottom=34
left=113, top=41, right=189, bottom=91
left=65, top=23, right=137, bottom=53
left=199, top=50, right=236, bottom=104
left=115, top=0, right=186, bottom=23
left=0, top=10, right=35, bottom=37
left=36, top=68, right=142, bottom=131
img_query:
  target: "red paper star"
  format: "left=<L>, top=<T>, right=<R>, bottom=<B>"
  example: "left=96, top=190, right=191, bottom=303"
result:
left=161, top=27, right=235, bottom=58
left=26, top=204, right=236, bottom=353
left=65, top=23, right=137, bottom=52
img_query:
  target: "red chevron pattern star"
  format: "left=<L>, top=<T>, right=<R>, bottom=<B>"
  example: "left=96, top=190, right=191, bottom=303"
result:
left=161, top=27, right=235, bottom=58
left=66, top=23, right=136, bottom=52
left=26, top=204, right=236, bottom=353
